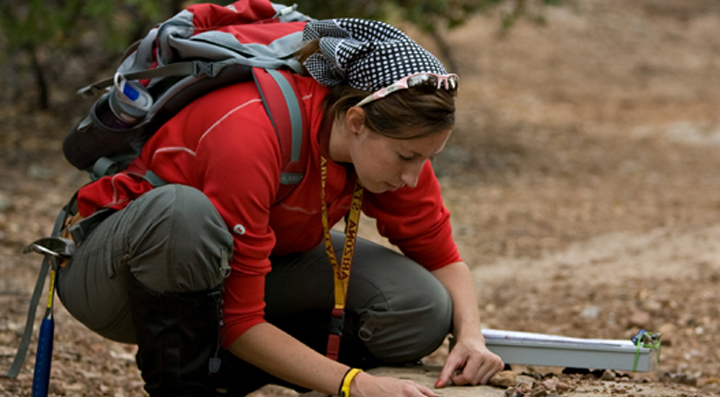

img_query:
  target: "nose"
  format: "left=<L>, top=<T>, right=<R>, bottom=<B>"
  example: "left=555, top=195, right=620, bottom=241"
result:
left=400, top=163, right=423, bottom=188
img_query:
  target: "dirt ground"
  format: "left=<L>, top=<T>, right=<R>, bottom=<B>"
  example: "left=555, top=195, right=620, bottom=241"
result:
left=2, top=0, right=720, bottom=395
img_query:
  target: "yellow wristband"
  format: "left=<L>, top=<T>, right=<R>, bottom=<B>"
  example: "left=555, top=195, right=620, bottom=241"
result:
left=339, top=368, right=363, bottom=397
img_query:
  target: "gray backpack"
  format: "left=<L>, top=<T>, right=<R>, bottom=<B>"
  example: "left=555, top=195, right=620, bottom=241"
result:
left=64, top=0, right=312, bottom=190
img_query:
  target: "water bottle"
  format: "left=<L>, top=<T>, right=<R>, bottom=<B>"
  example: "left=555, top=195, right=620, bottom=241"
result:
left=94, top=73, right=153, bottom=130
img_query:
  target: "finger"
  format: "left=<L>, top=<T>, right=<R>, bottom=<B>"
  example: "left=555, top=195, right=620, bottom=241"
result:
left=436, top=363, right=453, bottom=388
left=473, top=360, right=495, bottom=385
left=417, top=383, right=439, bottom=397
left=478, top=356, right=505, bottom=385
left=401, top=380, right=437, bottom=397
left=436, top=355, right=464, bottom=388
left=451, top=355, right=482, bottom=386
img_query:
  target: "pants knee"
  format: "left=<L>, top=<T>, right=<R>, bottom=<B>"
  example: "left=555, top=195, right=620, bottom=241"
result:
left=124, top=184, right=233, bottom=293
left=356, top=278, right=452, bottom=364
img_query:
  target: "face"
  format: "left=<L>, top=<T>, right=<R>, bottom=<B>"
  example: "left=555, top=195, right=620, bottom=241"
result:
left=348, top=125, right=452, bottom=194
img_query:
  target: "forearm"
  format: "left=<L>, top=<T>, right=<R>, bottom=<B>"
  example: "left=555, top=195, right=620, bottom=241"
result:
left=433, top=261, right=503, bottom=386
left=431, top=261, right=484, bottom=340
left=228, top=322, right=349, bottom=395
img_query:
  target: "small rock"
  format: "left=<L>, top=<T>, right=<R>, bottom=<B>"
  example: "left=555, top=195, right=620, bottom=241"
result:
left=517, top=383, right=533, bottom=394
left=49, top=381, right=65, bottom=395
left=601, top=369, right=616, bottom=381
left=556, top=381, right=570, bottom=393
left=658, top=323, right=676, bottom=346
left=702, top=376, right=720, bottom=386
left=542, top=377, right=559, bottom=391
left=505, top=387, right=525, bottom=397
left=629, top=310, right=651, bottom=327
left=644, top=299, right=662, bottom=311
left=110, top=349, right=137, bottom=363
left=679, top=373, right=698, bottom=387
left=530, top=387, right=548, bottom=397
left=491, top=370, right=518, bottom=388
left=524, top=371, right=544, bottom=380
left=0, top=345, right=17, bottom=357
left=663, top=372, right=698, bottom=387
left=580, top=305, right=600, bottom=320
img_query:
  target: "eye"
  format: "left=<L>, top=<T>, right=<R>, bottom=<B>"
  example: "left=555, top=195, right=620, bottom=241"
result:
left=399, top=154, right=414, bottom=162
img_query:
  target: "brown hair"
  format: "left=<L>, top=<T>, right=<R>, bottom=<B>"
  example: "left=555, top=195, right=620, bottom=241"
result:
left=295, top=40, right=455, bottom=139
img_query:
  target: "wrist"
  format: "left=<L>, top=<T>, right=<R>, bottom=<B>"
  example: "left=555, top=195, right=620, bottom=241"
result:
left=339, top=368, right=363, bottom=397
left=450, top=332, right=486, bottom=353
left=453, top=325, right=484, bottom=342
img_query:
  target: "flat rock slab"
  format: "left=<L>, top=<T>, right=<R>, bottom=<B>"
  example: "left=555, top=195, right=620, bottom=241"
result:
left=301, top=365, right=512, bottom=397
left=368, top=366, right=507, bottom=397
left=300, top=365, right=701, bottom=397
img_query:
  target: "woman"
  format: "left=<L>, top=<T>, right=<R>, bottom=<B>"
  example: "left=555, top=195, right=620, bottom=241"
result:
left=57, top=16, right=503, bottom=397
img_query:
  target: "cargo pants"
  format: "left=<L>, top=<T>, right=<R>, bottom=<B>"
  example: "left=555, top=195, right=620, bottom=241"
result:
left=56, top=184, right=452, bottom=393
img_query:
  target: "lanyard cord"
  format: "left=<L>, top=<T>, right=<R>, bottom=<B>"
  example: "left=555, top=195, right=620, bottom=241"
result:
left=320, top=156, right=364, bottom=360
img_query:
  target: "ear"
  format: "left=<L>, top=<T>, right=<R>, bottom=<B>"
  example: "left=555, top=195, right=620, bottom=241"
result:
left=344, top=107, right=367, bottom=137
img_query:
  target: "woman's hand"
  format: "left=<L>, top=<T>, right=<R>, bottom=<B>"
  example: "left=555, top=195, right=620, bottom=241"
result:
left=430, top=261, right=505, bottom=388
left=351, top=371, right=437, bottom=397
left=435, top=333, right=504, bottom=387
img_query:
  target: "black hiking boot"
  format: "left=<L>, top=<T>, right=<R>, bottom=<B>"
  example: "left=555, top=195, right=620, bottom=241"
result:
left=128, top=276, right=224, bottom=397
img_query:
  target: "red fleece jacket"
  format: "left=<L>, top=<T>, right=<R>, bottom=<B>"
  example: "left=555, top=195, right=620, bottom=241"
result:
left=77, top=74, right=461, bottom=347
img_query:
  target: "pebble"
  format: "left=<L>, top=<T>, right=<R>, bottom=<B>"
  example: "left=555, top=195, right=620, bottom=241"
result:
left=530, top=388, right=548, bottom=397
left=629, top=310, right=651, bottom=327
left=702, top=376, right=720, bottom=386
left=601, top=369, right=617, bottom=381
left=556, top=381, right=570, bottom=393
left=580, top=305, right=600, bottom=320
left=658, top=323, right=676, bottom=346
left=490, top=370, right=518, bottom=388
left=542, top=377, right=559, bottom=391
left=504, top=388, right=525, bottom=397
left=663, top=372, right=698, bottom=387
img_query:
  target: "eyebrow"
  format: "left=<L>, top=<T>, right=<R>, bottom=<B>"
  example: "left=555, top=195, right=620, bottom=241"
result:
left=410, top=148, right=443, bottom=158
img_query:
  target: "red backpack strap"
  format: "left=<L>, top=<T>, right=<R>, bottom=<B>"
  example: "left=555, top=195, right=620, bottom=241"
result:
left=252, top=68, right=308, bottom=203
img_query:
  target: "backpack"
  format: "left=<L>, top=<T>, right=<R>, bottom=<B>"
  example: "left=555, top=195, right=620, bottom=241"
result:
left=3, top=0, right=316, bottom=381
left=63, top=0, right=313, bottom=199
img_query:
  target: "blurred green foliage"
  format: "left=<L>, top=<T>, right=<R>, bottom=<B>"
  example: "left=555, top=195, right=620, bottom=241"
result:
left=0, top=0, right=163, bottom=53
left=0, top=0, right=560, bottom=110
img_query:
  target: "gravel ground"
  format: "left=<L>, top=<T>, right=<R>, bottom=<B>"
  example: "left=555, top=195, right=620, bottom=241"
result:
left=2, top=0, right=720, bottom=395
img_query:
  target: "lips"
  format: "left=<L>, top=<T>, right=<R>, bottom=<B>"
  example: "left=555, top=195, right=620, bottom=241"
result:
left=385, top=183, right=404, bottom=191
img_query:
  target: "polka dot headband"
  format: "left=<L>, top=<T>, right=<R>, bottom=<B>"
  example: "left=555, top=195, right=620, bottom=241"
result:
left=302, top=18, right=449, bottom=92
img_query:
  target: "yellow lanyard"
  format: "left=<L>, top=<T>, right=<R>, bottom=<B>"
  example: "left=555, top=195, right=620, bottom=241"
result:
left=320, top=156, right=363, bottom=360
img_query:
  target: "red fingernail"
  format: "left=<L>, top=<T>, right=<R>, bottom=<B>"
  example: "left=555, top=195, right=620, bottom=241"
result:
left=435, top=380, right=442, bottom=388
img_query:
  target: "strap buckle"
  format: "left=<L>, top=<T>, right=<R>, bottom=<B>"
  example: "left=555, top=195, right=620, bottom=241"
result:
left=23, top=237, right=76, bottom=259
left=193, top=61, right=221, bottom=77
left=329, top=308, right=345, bottom=337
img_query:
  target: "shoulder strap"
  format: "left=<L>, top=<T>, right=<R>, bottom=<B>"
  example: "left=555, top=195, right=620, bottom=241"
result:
left=2, top=206, right=66, bottom=379
left=252, top=67, right=308, bottom=204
